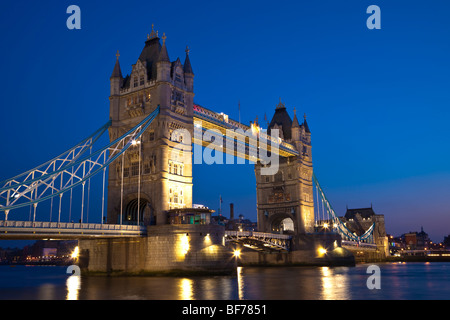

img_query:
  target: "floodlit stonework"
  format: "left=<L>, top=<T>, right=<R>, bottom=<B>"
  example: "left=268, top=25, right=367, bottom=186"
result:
left=255, top=101, right=314, bottom=246
left=107, top=27, right=194, bottom=226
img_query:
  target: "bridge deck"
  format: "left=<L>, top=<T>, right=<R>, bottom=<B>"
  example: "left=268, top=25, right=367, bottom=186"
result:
left=0, top=220, right=146, bottom=239
left=193, top=104, right=299, bottom=159
left=225, top=230, right=292, bottom=251
left=341, top=240, right=378, bottom=250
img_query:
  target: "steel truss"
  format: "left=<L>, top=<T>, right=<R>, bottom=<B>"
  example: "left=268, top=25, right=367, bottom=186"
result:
left=312, top=173, right=375, bottom=243
left=0, top=106, right=160, bottom=221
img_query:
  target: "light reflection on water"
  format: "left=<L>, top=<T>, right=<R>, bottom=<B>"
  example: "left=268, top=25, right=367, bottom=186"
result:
left=66, top=275, right=80, bottom=300
left=179, top=278, right=193, bottom=300
left=1, top=263, right=450, bottom=300
left=320, top=267, right=350, bottom=300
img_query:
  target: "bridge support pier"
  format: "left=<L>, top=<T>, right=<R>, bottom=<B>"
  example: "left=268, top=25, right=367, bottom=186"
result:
left=235, top=233, right=355, bottom=267
left=78, top=224, right=235, bottom=275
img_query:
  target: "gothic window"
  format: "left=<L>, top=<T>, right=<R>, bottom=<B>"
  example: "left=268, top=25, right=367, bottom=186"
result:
left=124, top=167, right=130, bottom=178
left=169, top=162, right=172, bottom=174
left=144, top=162, right=151, bottom=174
left=275, top=171, right=283, bottom=182
left=140, top=75, right=145, bottom=86
left=172, top=90, right=184, bottom=103
left=134, top=77, right=138, bottom=88
left=174, top=193, right=179, bottom=204
left=175, top=74, right=182, bottom=83
left=174, top=164, right=178, bottom=175
left=131, top=162, right=139, bottom=176
left=149, top=131, right=155, bottom=141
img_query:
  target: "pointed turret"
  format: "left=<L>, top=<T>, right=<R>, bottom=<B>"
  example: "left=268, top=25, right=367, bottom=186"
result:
left=184, top=46, right=194, bottom=92
left=156, top=32, right=171, bottom=82
left=110, top=50, right=123, bottom=121
left=158, top=33, right=170, bottom=62
left=138, top=24, right=162, bottom=81
left=183, top=46, right=194, bottom=75
left=291, top=107, right=301, bottom=142
left=291, top=108, right=300, bottom=128
left=111, top=50, right=123, bottom=79
left=303, top=113, right=311, bottom=133
left=268, top=98, right=293, bottom=140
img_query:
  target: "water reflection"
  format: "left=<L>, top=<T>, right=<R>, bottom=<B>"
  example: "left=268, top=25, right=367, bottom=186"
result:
left=179, top=278, right=193, bottom=300
left=3, top=263, right=449, bottom=300
left=237, top=266, right=244, bottom=300
left=66, top=275, right=81, bottom=300
left=320, top=267, right=350, bottom=300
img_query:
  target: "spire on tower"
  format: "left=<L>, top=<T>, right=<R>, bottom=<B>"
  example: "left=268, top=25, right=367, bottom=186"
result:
left=292, top=107, right=300, bottom=128
left=110, top=50, right=123, bottom=79
left=303, top=113, right=311, bottom=133
left=183, top=45, right=194, bottom=75
left=276, top=97, right=285, bottom=110
left=158, top=33, right=170, bottom=62
left=147, top=24, right=159, bottom=40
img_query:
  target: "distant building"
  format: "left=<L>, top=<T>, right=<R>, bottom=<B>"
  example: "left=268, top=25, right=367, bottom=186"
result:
left=211, top=214, right=229, bottom=226
left=24, top=240, right=77, bottom=260
left=231, top=214, right=257, bottom=232
left=211, top=203, right=257, bottom=232
left=401, top=227, right=431, bottom=250
left=444, top=235, right=450, bottom=249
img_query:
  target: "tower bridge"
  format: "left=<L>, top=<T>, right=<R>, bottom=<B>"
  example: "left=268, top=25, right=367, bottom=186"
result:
left=0, top=26, right=381, bottom=273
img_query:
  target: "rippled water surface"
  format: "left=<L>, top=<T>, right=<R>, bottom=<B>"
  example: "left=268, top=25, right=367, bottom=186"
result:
left=0, top=262, right=449, bottom=300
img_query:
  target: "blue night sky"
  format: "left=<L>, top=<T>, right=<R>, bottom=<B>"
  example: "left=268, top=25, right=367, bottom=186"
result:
left=0, top=0, right=449, bottom=244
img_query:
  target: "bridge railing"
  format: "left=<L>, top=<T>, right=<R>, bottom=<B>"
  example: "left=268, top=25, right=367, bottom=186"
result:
left=341, top=240, right=378, bottom=248
left=0, top=220, right=144, bottom=232
left=225, top=230, right=292, bottom=240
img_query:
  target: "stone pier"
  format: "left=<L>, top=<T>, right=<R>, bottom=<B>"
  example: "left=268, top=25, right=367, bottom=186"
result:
left=78, top=224, right=235, bottom=275
left=235, top=233, right=355, bottom=267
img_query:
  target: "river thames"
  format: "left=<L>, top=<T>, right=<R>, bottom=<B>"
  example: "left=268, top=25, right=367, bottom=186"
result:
left=0, top=262, right=449, bottom=300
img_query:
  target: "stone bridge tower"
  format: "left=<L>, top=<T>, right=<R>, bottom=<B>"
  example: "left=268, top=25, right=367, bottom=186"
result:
left=255, top=100, right=314, bottom=238
left=107, top=27, right=194, bottom=226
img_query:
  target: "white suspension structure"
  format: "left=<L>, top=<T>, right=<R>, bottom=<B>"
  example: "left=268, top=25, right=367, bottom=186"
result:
left=313, top=173, right=375, bottom=243
left=0, top=106, right=160, bottom=223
